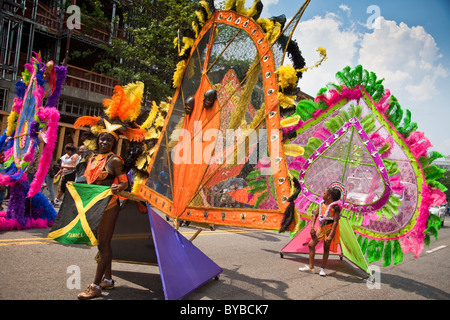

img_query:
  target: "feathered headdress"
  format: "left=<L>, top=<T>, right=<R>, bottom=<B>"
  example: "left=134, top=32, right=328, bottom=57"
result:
left=327, top=181, right=347, bottom=205
left=74, top=81, right=146, bottom=146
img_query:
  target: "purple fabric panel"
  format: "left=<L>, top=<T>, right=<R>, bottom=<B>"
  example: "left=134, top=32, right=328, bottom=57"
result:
left=147, top=206, right=222, bottom=300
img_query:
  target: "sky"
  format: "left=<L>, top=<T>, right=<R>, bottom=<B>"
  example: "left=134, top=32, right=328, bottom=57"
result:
left=251, top=0, right=450, bottom=156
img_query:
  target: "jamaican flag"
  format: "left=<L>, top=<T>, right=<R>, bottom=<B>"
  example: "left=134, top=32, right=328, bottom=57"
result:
left=48, top=183, right=114, bottom=246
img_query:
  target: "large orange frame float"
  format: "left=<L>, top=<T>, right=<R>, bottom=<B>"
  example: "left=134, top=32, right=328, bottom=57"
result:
left=137, top=10, right=292, bottom=231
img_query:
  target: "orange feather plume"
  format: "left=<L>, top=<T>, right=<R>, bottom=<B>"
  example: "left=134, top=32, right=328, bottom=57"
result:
left=120, top=126, right=146, bottom=142
left=103, top=82, right=144, bottom=122
left=119, top=82, right=144, bottom=122
left=103, top=85, right=126, bottom=120
left=74, top=116, right=101, bottom=129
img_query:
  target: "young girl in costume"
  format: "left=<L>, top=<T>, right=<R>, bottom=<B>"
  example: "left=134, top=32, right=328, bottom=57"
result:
left=299, top=183, right=344, bottom=277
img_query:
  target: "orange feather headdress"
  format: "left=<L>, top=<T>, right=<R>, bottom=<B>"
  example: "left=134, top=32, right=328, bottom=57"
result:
left=74, top=81, right=146, bottom=144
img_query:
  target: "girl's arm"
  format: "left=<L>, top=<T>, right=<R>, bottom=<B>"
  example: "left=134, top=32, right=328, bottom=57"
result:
left=310, top=205, right=319, bottom=237
left=327, top=205, right=341, bottom=242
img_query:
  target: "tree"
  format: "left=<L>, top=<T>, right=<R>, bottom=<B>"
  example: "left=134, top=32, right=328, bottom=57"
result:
left=93, top=0, right=199, bottom=105
left=437, top=169, right=450, bottom=204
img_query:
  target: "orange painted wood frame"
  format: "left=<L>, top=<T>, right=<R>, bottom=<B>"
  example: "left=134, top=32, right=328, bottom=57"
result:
left=138, top=11, right=292, bottom=231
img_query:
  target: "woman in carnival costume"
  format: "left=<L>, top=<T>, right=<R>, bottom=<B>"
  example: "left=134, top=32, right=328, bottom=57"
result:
left=73, top=82, right=146, bottom=300
left=299, top=182, right=347, bottom=277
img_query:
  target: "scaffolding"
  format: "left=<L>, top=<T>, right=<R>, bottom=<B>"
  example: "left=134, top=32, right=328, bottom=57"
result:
left=0, top=0, right=128, bottom=159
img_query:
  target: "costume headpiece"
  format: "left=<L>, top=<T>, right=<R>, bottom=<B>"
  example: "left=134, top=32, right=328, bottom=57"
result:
left=99, top=119, right=122, bottom=141
left=327, top=181, right=347, bottom=204
left=74, top=81, right=146, bottom=145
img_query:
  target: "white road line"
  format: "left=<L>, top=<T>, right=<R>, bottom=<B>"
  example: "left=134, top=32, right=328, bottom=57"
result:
left=426, top=245, right=447, bottom=253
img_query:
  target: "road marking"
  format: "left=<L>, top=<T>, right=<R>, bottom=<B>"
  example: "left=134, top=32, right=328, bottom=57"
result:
left=0, top=228, right=268, bottom=246
left=426, top=245, right=447, bottom=253
left=0, top=237, right=50, bottom=242
left=0, top=238, right=55, bottom=247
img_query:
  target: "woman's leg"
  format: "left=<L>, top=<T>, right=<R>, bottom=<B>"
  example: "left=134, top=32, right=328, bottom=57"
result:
left=45, top=175, right=55, bottom=202
left=93, top=203, right=120, bottom=285
left=55, top=175, right=66, bottom=201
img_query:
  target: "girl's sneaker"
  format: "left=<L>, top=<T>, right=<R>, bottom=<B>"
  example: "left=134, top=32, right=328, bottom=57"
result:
left=299, top=265, right=315, bottom=273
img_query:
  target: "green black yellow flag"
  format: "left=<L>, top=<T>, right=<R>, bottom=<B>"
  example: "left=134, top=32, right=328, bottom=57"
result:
left=48, top=183, right=113, bottom=246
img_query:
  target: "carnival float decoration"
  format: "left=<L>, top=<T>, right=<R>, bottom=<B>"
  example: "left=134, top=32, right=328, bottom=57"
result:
left=133, top=0, right=445, bottom=272
left=0, top=53, right=66, bottom=231
left=138, top=0, right=310, bottom=228
left=279, top=63, right=446, bottom=269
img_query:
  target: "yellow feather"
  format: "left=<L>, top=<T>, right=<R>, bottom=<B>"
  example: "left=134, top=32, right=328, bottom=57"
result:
left=155, top=115, right=165, bottom=128
left=136, top=156, right=147, bottom=170
left=84, top=139, right=98, bottom=151
left=191, top=21, right=200, bottom=38
left=131, top=175, right=145, bottom=194
left=276, top=65, right=298, bottom=89
left=173, top=37, right=178, bottom=49
left=6, top=111, right=18, bottom=136
left=243, top=0, right=261, bottom=17
left=200, top=0, right=211, bottom=17
left=225, top=0, right=236, bottom=11
left=141, top=101, right=159, bottom=129
left=280, top=115, right=300, bottom=128
left=173, top=60, right=186, bottom=88
left=90, top=125, right=102, bottom=135
left=235, top=0, right=245, bottom=14
left=145, top=127, right=160, bottom=140
left=268, top=22, right=281, bottom=44
left=180, top=37, right=194, bottom=56
left=160, top=100, right=170, bottom=112
left=298, top=47, right=328, bottom=73
left=123, top=81, right=144, bottom=102
left=283, top=144, right=305, bottom=157
left=195, top=10, right=206, bottom=25
left=121, top=81, right=144, bottom=122
left=278, top=92, right=296, bottom=109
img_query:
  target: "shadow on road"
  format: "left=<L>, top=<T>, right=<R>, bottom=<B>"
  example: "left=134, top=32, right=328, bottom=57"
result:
left=380, top=273, right=450, bottom=299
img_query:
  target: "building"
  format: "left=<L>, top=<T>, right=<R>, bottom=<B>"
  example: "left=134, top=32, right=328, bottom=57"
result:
left=0, top=0, right=129, bottom=159
left=434, top=155, right=450, bottom=170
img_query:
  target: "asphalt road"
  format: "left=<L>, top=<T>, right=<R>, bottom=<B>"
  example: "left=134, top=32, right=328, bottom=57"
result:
left=0, top=208, right=449, bottom=304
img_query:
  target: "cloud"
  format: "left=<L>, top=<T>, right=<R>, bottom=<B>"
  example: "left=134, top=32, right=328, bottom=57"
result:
left=434, top=138, right=450, bottom=156
left=262, top=0, right=280, bottom=6
left=358, top=17, right=449, bottom=103
left=291, top=13, right=360, bottom=95
left=339, top=4, right=351, bottom=16
left=291, top=13, right=448, bottom=106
